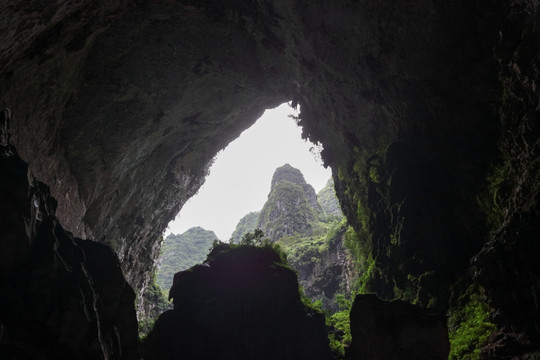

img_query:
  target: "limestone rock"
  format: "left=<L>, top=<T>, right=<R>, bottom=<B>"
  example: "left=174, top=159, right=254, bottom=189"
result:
left=258, top=164, right=323, bottom=242
left=292, top=225, right=357, bottom=312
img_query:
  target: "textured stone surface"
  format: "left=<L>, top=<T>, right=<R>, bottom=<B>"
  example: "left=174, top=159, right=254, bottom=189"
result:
left=0, top=145, right=139, bottom=359
left=346, top=294, right=449, bottom=360
left=144, top=244, right=330, bottom=360
left=472, top=3, right=540, bottom=357
left=258, top=164, right=322, bottom=241
left=293, top=225, right=357, bottom=312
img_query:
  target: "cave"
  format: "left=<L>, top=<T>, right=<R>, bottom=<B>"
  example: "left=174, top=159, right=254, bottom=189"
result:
left=1, top=1, right=539, bottom=359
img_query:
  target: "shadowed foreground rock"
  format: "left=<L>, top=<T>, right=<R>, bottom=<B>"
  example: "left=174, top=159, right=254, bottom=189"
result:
left=0, top=145, right=139, bottom=360
left=346, top=294, right=449, bottom=360
left=144, top=244, right=331, bottom=360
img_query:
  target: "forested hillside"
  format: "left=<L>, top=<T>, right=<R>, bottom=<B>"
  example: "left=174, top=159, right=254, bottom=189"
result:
left=230, top=211, right=259, bottom=243
left=317, top=178, right=344, bottom=218
left=156, top=227, right=218, bottom=293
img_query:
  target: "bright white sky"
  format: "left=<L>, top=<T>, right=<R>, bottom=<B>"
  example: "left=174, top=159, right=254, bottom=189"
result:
left=165, top=102, right=332, bottom=241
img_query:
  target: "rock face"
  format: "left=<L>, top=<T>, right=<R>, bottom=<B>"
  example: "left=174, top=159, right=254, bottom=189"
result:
left=346, top=294, right=449, bottom=360
left=291, top=224, right=357, bottom=312
left=144, top=244, right=331, bottom=360
left=0, top=145, right=139, bottom=359
left=1, top=0, right=540, bottom=357
left=232, top=168, right=354, bottom=311
left=258, top=164, right=323, bottom=242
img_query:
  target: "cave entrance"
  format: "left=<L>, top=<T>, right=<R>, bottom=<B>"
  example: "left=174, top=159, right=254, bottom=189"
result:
left=154, top=101, right=349, bottom=310
left=165, top=102, right=332, bottom=241
left=150, top=102, right=351, bottom=344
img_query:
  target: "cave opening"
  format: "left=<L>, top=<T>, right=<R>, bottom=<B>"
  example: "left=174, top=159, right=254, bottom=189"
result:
left=148, top=101, right=351, bottom=343
left=165, top=102, right=332, bottom=241
left=133, top=94, right=365, bottom=355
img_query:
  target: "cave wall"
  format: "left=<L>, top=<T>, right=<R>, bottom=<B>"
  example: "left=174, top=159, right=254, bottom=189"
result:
left=473, top=3, right=540, bottom=357
left=1, top=0, right=540, bottom=357
left=0, top=145, right=139, bottom=359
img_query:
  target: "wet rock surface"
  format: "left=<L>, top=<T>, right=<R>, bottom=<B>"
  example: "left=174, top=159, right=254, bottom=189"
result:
left=144, top=244, right=330, bottom=360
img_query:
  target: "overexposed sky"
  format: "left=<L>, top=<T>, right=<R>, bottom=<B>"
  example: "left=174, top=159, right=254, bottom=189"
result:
left=165, top=103, right=332, bottom=240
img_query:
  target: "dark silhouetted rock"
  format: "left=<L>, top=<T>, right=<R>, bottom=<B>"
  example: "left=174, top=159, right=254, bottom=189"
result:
left=346, top=294, right=449, bottom=360
left=144, top=244, right=331, bottom=360
left=0, top=146, right=139, bottom=360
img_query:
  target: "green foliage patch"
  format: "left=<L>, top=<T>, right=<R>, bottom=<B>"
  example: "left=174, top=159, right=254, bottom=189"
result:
left=448, top=285, right=496, bottom=360
left=318, top=178, right=345, bottom=218
left=230, top=211, right=260, bottom=243
left=326, top=294, right=353, bottom=357
left=138, top=271, right=172, bottom=339
left=156, top=227, right=218, bottom=294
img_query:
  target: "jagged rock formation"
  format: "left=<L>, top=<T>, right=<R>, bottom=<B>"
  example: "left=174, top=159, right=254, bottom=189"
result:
left=289, top=223, right=357, bottom=312
left=0, top=146, right=139, bottom=359
left=144, top=244, right=331, bottom=360
left=258, top=164, right=323, bottom=242
left=231, top=169, right=354, bottom=311
left=230, top=211, right=260, bottom=243
left=1, top=0, right=540, bottom=358
left=346, top=294, right=449, bottom=360
left=156, top=227, right=217, bottom=293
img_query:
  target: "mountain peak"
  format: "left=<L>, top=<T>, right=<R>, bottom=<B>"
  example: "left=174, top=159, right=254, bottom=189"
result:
left=258, top=164, right=322, bottom=242
left=270, top=163, right=307, bottom=191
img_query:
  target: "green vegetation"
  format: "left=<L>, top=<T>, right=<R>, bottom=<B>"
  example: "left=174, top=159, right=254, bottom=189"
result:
left=258, top=179, right=321, bottom=241
left=448, top=285, right=496, bottom=360
left=230, top=211, right=260, bottom=243
left=208, top=230, right=290, bottom=272
left=477, top=160, right=511, bottom=232
left=341, top=222, right=377, bottom=295
left=152, top=164, right=372, bottom=356
left=326, top=294, right=353, bottom=357
left=234, top=227, right=354, bottom=359
left=257, top=164, right=326, bottom=242
left=156, top=227, right=218, bottom=295
left=277, top=220, right=331, bottom=266
left=318, top=178, right=344, bottom=218
left=139, top=271, right=172, bottom=339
